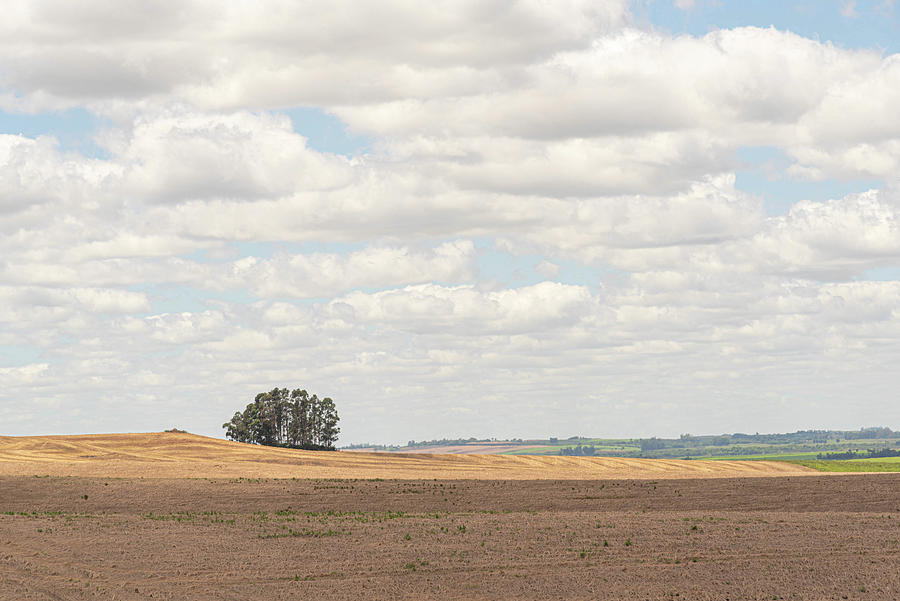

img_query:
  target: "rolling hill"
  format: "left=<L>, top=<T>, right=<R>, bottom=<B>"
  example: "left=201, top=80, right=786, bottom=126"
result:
left=0, top=432, right=820, bottom=479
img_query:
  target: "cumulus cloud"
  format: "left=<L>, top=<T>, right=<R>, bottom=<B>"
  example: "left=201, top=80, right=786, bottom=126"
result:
left=332, top=27, right=898, bottom=186
left=0, top=286, right=149, bottom=316
left=753, top=189, right=900, bottom=275
left=1, top=2, right=899, bottom=441
left=333, top=281, right=594, bottom=335
left=219, top=241, right=477, bottom=299
left=0, top=134, right=119, bottom=215
left=0, top=363, right=49, bottom=386
left=0, top=0, right=629, bottom=110
left=117, top=111, right=354, bottom=203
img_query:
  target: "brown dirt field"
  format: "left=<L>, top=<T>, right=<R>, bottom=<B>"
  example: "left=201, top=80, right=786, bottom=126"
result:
left=2, top=434, right=899, bottom=600
left=2, top=475, right=900, bottom=600
left=0, top=432, right=817, bottom=480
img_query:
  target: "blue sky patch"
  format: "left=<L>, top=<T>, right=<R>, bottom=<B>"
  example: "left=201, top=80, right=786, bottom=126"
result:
left=634, top=0, right=899, bottom=53
left=735, top=146, right=883, bottom=215
left=0, top=107, right=110, bottom=158
left=0, top=345, right=44, bottom=368
left=280, top=107, right=371, bottom=156
left=476, top=241, right=606, bottom=292
left=862, top=265, right=900, bottom=281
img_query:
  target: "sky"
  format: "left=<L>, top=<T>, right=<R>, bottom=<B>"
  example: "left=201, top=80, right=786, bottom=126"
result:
left=1, top=0, right=899, bottom=445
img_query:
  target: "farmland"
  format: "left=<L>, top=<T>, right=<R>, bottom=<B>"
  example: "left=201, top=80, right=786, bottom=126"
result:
left=0, top=432, right=816, bottom=480
left=355, top=427, right=900, bottom=467
left=2, top=433, right=900, bottom=600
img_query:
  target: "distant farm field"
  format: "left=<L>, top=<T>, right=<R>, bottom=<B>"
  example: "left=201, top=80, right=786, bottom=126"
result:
left=702, top=452, right=821, bottom=461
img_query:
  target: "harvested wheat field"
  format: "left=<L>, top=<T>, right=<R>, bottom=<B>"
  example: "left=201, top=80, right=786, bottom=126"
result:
left=0, top=432, right=817, bottom=479
left=2, top=433, right=900, bottom=600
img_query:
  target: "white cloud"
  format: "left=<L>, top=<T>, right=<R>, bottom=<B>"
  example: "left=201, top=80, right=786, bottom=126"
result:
left=118, top=111, right=355, bottom=203
left=69, top=287, right=151, bottom=313
left=334, top=281, right=595, bottom=335
left=0, top=0, right=629, bottom=110
left=0, top=363, right=49, bottom=383
left=0, top=134, right=119, bottom=215
left=1, top=3, right=899, bottom=441
left=535, top=261, right=561, bottom=278
left=219, top=241, right=476, bottom=299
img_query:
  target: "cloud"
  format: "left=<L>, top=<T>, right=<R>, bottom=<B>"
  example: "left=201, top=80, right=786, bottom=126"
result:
left=69, top=287, right=151, bottom=313
left=4, top=270, right=897, bottom=441
left=0, top=0, right=629, bottom=110
left=0, top=363, right=49, bottom=386
left=535, top=261, right=561, bottom=278
left=840, top=1, right=858, bottom=18
left=328, top=27, right=899, bottom=188
left=1, top=3, right=900, bottom=441
left=745, top=188, right=900, bottom=278
left=0, top=286, right=149, bottom=315
left=116, top=110, right=355, bottom=203
left=333, top=281, right=595, bottom=335
left=218, top=241, right=477, bottom=298
left=0, top=134, right=119, bottom=215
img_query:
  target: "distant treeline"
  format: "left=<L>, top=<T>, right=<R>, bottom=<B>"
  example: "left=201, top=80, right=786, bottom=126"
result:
left=223, top=387, right=340, bottom=450
left=638, top=427, right=900, bottom=454
left=405, top=437, right=524, bottom=447
left=343, top=443, right=391, bottom=451
left=817, top=448, right=900, bottom=460
left=342, top=427, right=900, bottom=457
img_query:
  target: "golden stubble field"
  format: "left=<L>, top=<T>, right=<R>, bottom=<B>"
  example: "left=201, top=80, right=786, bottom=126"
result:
left=0, top=432, right=818, bottom=480
left=2, top=432, right=899, bottom=600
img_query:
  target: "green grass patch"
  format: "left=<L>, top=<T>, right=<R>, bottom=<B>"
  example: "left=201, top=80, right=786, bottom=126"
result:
left=786, top=459, right=900, bottom=472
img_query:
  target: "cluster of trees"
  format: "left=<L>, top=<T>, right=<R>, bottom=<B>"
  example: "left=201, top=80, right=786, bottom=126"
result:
left=223, top=388, right=340, bottom=450
left=559, top=444, right=598, bottom=456
left=639, top=437, right=666, bottom=451
left=817, top=448, right=900, bottom=460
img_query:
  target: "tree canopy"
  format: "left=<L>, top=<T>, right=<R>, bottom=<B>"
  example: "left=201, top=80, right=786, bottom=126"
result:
left=222, top=387, right=340, bottom=450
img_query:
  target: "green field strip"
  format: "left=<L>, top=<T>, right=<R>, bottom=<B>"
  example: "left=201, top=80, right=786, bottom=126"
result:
left=785, top=459, right=900, bottom=472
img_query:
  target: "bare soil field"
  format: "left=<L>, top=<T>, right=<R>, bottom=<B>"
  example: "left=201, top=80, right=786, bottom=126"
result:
left=2, top=434, right=899, bottom=600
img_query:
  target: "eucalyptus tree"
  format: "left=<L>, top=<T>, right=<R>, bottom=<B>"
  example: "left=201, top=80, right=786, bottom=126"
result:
left=223, top=387, right=340, bottom=450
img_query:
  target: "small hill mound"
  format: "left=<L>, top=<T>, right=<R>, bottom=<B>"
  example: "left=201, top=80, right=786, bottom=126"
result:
left=0, top=432, right=818, bottom=480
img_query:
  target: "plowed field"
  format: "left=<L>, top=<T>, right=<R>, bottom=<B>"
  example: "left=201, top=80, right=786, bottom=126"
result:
left=2, top=433, right=899, bottom=600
